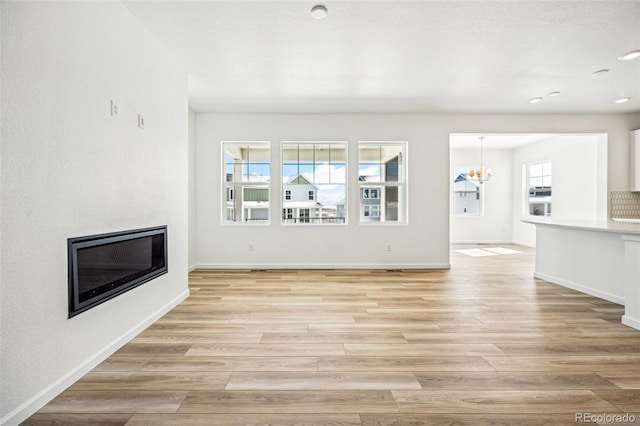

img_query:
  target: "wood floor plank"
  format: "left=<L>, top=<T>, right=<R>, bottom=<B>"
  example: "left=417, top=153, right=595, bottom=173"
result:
left=353, top=315, right=481, bottom=325
left=594, top=390, right=640, bottom=410
left=148, top=322, right=309, bottom=333
left=131, top=333, right=263, bottom=344
left=318, top=356, right=496, bottom=372
left=414, top=372, right=618, bottom=390
left=186, top=343, right=345, bottom=357
left=125, top=413, right=362, bottom=426
left=225, top=372, right=422, bottom=390
left=39, top=391, right=187, bottom=414
left=484, top=355, right=640, bottom=373
left=403, top=332, right=548, bottom=343
left=229, top=315, right=356, bottom=323
left=474, top=314, right=611, bottom=324
left=392, top=390, right=617, bottom=414
left=344, top=343, right=503, bottom=356
left=69, top=371, right=231, bottom=391
left=21, top=414, right=131, bottom=426
left=143, top=356, right=318, bottom=372
left=496, top=342, right=640, bottom=355
left=360, top=413, right=587, bottom=426
left=178, top=390, right=399, bottom=414
left=93, top=356, right=151, bottom=372
left=601, top=375, right=640, bottom=389
left=309, top=323, right=440, bottom=332
left=261, top=331, right=408, bottom=344
left=114, top=343, right=191, bottom=356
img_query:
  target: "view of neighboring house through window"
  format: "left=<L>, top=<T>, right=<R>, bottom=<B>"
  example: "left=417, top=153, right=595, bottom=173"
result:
left=223, top=142, right=270, bottom=223
left=528, top=161, right=552, bottom=216
left=282, top=142, right=347, bottom=224
left=358, top=142, right=407, bottom=223
left=453, top=167, right=481, bottom=217
left=363, top=205, right=380, bottom=218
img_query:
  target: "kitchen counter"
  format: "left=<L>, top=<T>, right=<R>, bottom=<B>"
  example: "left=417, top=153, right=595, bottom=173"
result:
left=523, top=217, right=640, bottom=235
left=525, top=218, right=640, bottom=331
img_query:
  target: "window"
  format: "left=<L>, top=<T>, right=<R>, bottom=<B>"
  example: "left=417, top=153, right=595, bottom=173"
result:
left=223, top=142, right=270, bottom=223
left=282, top=142, right=347, bottom=224
left=358, top=142, right=407, bottom=223
left=453, top=167, right=481, bottom=217
left=363, top=188, right=380, bottom=199
left=299, top=208, right=310, bottom=223
left=363, top=205, right=380, bottom=217
left=527, top=162, right=552, bottom=217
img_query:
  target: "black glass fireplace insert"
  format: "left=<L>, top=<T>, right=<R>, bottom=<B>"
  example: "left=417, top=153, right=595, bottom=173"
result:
left=68, top=226, right=167, bottom=317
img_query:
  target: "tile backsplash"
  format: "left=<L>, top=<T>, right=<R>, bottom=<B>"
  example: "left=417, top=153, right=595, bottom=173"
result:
left=610, top=191, right=640, bottom=220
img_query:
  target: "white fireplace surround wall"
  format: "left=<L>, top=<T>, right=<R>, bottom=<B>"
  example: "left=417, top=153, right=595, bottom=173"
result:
left=1, top=2, right=189, bottom=425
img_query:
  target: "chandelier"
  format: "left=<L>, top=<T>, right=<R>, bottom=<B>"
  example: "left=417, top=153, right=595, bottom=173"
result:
left=467, top=136, right=493, bottom=184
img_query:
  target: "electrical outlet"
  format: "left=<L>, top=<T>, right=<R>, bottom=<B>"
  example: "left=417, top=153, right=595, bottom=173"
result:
left=386, top=244, right=392, bottom=252
left=110, top=100, right=120, bottom=118
left=138, top=114, right=145, bottom=129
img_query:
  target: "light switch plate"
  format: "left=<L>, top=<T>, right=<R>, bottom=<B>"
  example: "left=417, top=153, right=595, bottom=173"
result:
left=110, top=100, right=119, bottom=118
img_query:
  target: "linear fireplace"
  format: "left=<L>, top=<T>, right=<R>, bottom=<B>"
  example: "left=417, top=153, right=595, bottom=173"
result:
left=68, top=226, right=167, bottom=317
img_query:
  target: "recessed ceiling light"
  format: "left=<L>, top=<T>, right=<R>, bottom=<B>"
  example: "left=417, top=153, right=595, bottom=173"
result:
left=591, top=69, right=609, bottom=76
left=311, top=5, right=328, bottom=19
left=618, top=50, right=640, bottom=61
left=547, top=91, right=560, bottom=97
left=615, top=97, right=631, bottom=104
left=528, top=97, right=544, bottom=104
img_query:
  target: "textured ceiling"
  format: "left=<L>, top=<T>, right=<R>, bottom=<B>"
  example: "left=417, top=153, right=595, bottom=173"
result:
left=123, top=0, right=640, bottom=113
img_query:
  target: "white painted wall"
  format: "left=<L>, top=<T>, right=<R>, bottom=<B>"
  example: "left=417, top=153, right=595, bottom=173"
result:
left=450, top=148, right=514, bottom=243
left=195, top=113, right=639, bottom=268
left=0, top=3, right=189, bottom=424
left=512, top=135, right=607, bottom=246
left=189, top=108, right=197, bottom=270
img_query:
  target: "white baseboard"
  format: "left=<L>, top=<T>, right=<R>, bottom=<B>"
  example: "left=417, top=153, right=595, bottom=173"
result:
left=188, top=264, right=198, bottom=272
left=622, top=315, right=640, bottom=331
left=192, top=263, right=451, bottom=270
left=512, top=239, right=536, bottom=248
left=450, top=240, right=514, bottom=245
left=533, top=272, right=624, bottom=305
left=0, top=290, right=189, bottom=426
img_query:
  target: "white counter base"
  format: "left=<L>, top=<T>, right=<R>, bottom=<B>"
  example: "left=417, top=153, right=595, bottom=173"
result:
left=525, top=218, right=640, bottom=331
left=534, top=225, right=625, bottom=304
left=532, top=271, right=624, bottom=305
left=622, top=234, right=640, bottom=329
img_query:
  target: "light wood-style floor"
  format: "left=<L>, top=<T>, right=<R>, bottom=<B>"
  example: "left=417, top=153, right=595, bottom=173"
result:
left=25, top=245, right=640, bottom=425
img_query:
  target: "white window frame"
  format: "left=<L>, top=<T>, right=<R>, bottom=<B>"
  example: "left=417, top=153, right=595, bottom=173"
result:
left=281, top=141, right=348, bottom=226
left=452, top=166, right=482, bottom=218
left=222, top=141, right=271, bottom=225
left=358, top=142, right=408, bottom=225
left=526, top=161, right=552, bottom=217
